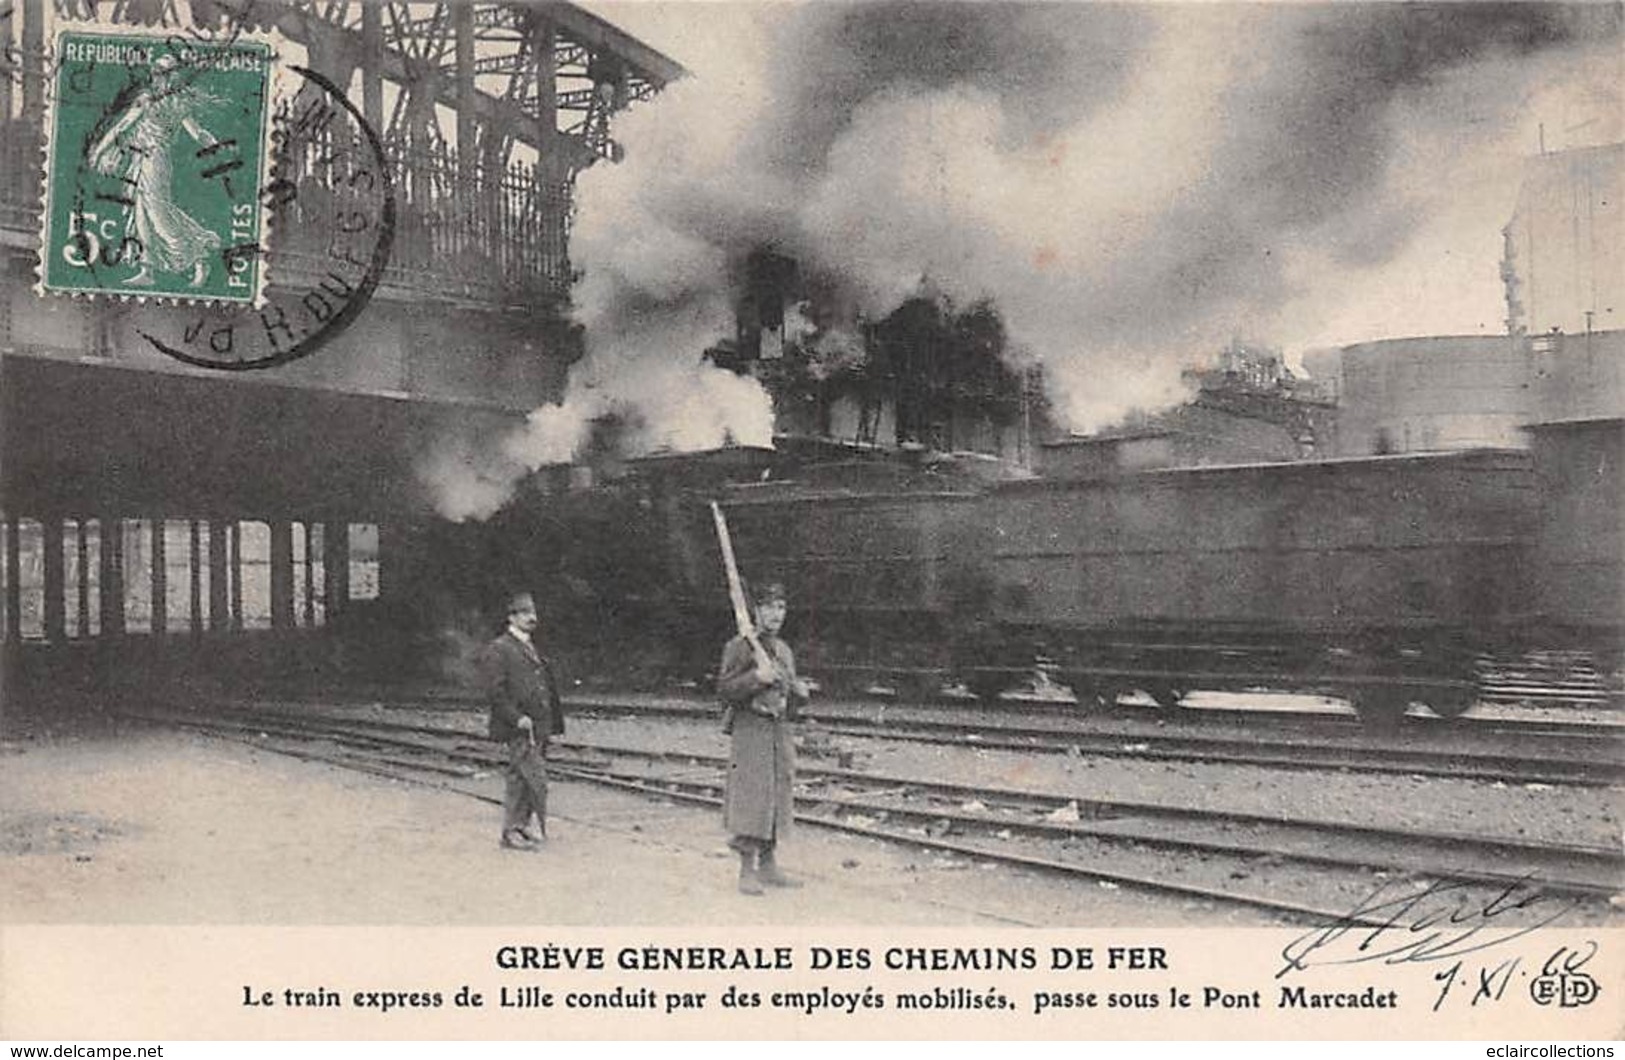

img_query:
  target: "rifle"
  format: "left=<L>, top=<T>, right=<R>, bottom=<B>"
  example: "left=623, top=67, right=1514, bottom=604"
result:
left=710, top=500, right=774, bottom=676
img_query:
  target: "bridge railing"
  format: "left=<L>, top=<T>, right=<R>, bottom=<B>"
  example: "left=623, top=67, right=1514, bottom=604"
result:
left=1, top=117, right=574, bottom=311
left=1, top=124, right=44, bottom=237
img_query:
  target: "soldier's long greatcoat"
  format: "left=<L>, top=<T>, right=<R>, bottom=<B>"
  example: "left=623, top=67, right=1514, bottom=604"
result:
left=716, top=634, right=804, bottom=844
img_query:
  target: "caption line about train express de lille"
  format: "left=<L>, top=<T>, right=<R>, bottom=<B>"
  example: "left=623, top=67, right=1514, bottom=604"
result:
left=233, top=943, right=1412, bottom=1020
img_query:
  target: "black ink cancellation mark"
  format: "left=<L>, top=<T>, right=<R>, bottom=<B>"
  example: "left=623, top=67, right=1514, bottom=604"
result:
left=141, top=64, right=396, bottom=371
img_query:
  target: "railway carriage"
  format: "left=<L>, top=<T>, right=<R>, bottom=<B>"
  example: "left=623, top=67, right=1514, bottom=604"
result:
left=1526, top=419, right=1623, bottom=647
left=702, top=463, right=986, bottom=697
left=1517, top=418, right=1625, bottom=701
left=702, top=445, right=1597, bottom=724
left=971, top=449, right=1535, bottom=722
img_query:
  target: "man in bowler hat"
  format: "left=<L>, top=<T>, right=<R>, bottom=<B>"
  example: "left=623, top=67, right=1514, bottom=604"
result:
left=482, top=591, right=564, bottom=850
left=716, top=580, right=809, bottom=894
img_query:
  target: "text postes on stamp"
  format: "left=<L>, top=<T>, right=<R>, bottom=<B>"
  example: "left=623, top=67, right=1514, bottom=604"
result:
left=141, top=63, right=397, bottom=371
left=42, top=27, right=276, bottom=305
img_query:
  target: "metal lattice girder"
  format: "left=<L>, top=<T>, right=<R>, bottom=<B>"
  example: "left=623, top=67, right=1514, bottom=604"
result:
left=44, top=0, right=684, bottom=171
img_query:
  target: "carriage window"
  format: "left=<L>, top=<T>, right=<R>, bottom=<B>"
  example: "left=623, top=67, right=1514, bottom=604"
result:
left=163, top=520, right=194, bottom=633
left=64, top=519, right=101, bottom=638
left=294, top=522, right=327, bottom=627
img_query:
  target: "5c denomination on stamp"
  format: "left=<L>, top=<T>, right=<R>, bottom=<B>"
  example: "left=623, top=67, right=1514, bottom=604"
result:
left=41, top=25, right=277, bottom=305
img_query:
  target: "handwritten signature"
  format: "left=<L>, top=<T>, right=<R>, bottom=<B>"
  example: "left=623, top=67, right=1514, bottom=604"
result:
left=1278, top=875, right=1581, bottom=979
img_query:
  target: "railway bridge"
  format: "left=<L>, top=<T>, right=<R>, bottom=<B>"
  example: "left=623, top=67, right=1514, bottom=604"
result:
left=0, top=0, right=682, bottom=695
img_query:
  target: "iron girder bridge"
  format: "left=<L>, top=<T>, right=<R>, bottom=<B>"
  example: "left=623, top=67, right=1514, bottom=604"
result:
left=1, top=0, right=686, bottom=307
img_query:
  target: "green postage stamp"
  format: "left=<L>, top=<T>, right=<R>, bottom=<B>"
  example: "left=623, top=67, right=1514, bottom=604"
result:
left=40, top=26, right=278, bottom=305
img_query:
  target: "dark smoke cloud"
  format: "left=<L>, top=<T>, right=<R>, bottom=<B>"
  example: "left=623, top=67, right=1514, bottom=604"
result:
left=597, top=1, right=1619, bottom=426
left=752, top=2, right=1155, bottom=169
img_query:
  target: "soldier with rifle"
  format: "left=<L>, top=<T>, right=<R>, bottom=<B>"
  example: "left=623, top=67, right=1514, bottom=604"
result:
left=712, top=504, right=809, bottom=895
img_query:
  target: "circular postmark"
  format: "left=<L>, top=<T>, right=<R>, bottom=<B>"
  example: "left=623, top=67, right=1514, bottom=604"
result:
left=141, top=63, right=396, bottom=370
left=40, top=16, right=395, bottom=371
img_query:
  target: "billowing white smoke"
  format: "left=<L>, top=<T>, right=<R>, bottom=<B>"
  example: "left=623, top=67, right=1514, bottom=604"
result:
left=415, top=436, right=526, bottom=524
left=571, top=3, right=1618, bottom=431
left=502, top=399, right=602, bottom=472
left=421, top=1, right=1619, bottom=519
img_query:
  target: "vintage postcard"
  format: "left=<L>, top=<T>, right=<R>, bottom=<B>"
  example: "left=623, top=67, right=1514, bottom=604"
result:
left=1, top=0, right=1620, bottom=1047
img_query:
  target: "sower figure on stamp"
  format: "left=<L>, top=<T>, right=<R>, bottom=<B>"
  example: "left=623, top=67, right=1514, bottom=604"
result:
left=482, top=591, right=564, bottom=851
left=88, top=53, right=225, bottom=289
left=717, top=581, right=809, bottom=895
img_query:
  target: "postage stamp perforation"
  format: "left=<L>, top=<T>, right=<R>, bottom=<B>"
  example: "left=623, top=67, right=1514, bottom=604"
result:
left=29, top=11, right=397, bottom=371
left=35, top=17, right=292, bottom=310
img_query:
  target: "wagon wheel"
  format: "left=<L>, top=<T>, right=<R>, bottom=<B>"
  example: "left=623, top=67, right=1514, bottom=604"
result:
left=1069, top=679, right=1123, bottom=710
left=1422, top=687, right=1475, bottom=720
left=1094, top=683, right=1126, bottom=709
left=897, top=672, right=944, bottom=702
left=1148, top=683, right=1187, bottom=709
left=966, top=671, right=1011, bottom=704
left=1354, top=689, right=1410, bottom=728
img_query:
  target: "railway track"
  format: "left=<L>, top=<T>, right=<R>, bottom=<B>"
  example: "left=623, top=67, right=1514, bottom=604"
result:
left=260, top=679, right=1623, bottom=731
left=122, top=702, right=1623, bottom=929
left=799, top=713, right=1625, bottom=788
left=225, top=687, right=1625, bottom=787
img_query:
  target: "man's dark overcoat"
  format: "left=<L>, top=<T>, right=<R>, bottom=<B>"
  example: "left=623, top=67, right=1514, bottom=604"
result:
left=483, top=631, right=565, bottom=742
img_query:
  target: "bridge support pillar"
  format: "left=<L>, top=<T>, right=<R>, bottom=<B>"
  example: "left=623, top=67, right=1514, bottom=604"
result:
left=42, top=516, right=64, bottom=643
left=229, top=523, right=243, bottom=632
left=209, top=520, right=230, bottom=633
left=150, top=520, right=167, bottom=639
left=324, top=521, right=349, bottom=620
left=5, top=516, right=20, bottom=642
left=190, top=521, right=203, bottom=639
left=75, top=520, right=91, bottom=638
left=270, top=520, right=295, bottom=631
left=99, top=517, right=124, bottom=638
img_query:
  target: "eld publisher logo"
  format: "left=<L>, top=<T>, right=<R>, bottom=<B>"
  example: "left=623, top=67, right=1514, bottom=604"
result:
left=1530, top=946, right=1601, bottom=1008
left=1531, top=971, right=1599, bottom=1007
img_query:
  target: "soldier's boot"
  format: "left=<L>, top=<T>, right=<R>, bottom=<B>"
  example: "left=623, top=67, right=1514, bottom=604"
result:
left=758, top=845, right=802, bottom=888
left=737, top=850, right=764, bottom=896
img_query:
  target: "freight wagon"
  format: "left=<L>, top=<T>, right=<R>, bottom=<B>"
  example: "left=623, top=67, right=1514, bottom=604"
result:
left=967, top=448, right=1535, bottom=723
